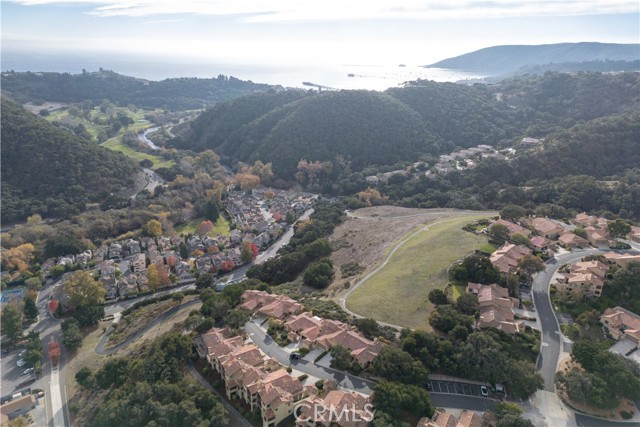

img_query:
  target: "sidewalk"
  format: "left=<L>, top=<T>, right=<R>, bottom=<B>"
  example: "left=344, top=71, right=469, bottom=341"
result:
left=523, top=390, right=577, bottom=427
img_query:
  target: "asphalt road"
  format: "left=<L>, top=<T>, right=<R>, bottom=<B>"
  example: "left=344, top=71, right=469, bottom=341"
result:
left=244, top=320, right=376, bottom=394
left=532, top=249, right=604, bottom=391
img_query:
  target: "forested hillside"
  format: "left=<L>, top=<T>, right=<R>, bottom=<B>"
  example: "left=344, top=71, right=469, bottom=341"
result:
left=427, top=42, right=640, bottom=75
left=1, top=70, right=277, bottom=110
left=174, top=90, right=437, bottom=178
left=1, top=97, right=140, bottom=222
left=175, top=72, right=640, bottom=181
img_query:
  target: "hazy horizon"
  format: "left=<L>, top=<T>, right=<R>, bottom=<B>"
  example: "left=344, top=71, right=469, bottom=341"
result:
left=2, top=1, right=639, bottom=88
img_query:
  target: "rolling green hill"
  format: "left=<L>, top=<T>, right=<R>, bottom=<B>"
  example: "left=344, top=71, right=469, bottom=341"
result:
left=0, top=70, right=278, bottom=110
left=1, top=96, right=140, bottom=222
left=426, top=42, right=640, bottom=75
left=173, top=72, right=640, bottom=180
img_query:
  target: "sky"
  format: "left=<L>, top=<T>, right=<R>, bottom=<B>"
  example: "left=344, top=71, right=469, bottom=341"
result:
left=1, top=0, right=639, bottom=79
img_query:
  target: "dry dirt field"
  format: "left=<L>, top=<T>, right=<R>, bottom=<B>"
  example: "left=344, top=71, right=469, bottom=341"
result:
left=327, top=206, right=494, bottom=298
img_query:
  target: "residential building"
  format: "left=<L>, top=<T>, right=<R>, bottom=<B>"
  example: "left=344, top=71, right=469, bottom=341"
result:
left=492, top=219, right=531, bottom=237
left=238, top=290, right=305, bottom=320
left=0, top=395, right=38, bottom=421
left=417, top=409, right=495, bottom=427
left=130, top=253, right=147, bottom=273
left=559, top=260, right=610, bottom=298
left=584, top=226, right=611, bottom=247
left=574, top=212, right=599, bottom=228
left=194, top=328, right=313, bottom=427
left=603, top=252, right=640, bottom=267
left=489, top=243, right=531, bottom=274
left=529, top=217, right=564, bottom=239
left=467, top=283, right=523, bottom=334
left=601, top=307, right=640, bottom=341
left=530, top=236, right=553, bottom=252
left=558, top=232, right=589, bottom=249
left=295, top=390, right=373, bottom=427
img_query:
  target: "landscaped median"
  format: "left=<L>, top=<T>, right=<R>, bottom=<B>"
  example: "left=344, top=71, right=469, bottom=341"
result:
left=345, top=214, right=493, bottom=330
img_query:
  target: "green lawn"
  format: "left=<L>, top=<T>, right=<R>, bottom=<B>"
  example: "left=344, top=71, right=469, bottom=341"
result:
left=451, top=284, right=466, bottom=302
left=175, top=217, right=231, bottom=237
left=102, top=137, right=175, bottom=170
left=345, top=214, right=492, bottom=330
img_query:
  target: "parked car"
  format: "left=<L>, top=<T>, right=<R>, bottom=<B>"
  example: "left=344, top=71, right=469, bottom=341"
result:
left=16, top=359, right=26, bottom=367
left=18, top=349, right=27, bottom=358
left=480, top=386, right=489, bottom=397
left=22, top=368, right=34, bottom=376
left=289, top=352, right=301, bottom=360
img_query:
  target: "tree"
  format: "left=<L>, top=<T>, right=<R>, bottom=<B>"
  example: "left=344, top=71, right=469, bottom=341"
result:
left=1, top=304, right=23, bottom=345
left=428, top=289, right=448, bottom=306
left=456, top=292, right=478, bottom=315
left=517, top=255, right=545, bottom=283
left=303, top=260, right=334, bottom=289
left=23, top=295, right=38, bottom=322
left=75, top=367, right=94, bottom=389
left=371, top=346, right=429, bottom=385
left=489, top=223, right=510, bottom=243
left=330, top=345, right=355, bottom=371
left=240, top=241, right=258, bottom=263
left=197, top=220, right=214, bottom=236
left=146, top=264, right=161, bottom=292
left=64, top=271, right=106, bottom=308
left=608, top=219, right=631, bottom=238
left=61, top=319, right=83, bottom=351
left=223, top=309, right=250, bottom=329
left=496, top=415, right=535, bottom=427
left=23, top=331, right=42, bottom=367
left=511, top=233, right=531, bottom=248
left=2, top=243, right=35, bottom=272
left=145, top=219, right=162, bottom=237
left=220, top=260, right=235, bottom=272
left=204, top=201, right=220, bottom=222
left=429, top=305, right=473, bottom=334
left=500, top=205, right=526, bottom=222
left=196, top=273, right=215, bottom=290
left=373, top=381, right=433, bottom=420
left=461, top=255, right=500, bottom=284
left=178, top=242, right=189, bottom=260
left=356, top=318, right=380, bottom=340
left=73, top=305, right=105, bottom=327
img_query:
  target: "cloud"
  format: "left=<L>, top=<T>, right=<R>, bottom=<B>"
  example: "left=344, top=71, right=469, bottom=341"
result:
left=7, top=0, right=640, bottom=21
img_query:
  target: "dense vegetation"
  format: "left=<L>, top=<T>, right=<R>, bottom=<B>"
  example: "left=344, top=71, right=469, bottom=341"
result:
left=77, top=333, right=228, bottom=427
left=427, top=42, right=640, bottom=75
left=556, top=337, right=640, bottom=411
left=1, top=97, right=140, bottom=222
left=1, top=70, right=276, bottom=110
left=246, top=200, right=345, bottom=285
left=175, top=90, right=436, bottom=179
left=175, top=72, right=640, bottom=198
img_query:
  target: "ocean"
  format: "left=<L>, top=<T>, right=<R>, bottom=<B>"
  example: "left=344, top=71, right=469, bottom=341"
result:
left=1, top=50, right=486, bottom=90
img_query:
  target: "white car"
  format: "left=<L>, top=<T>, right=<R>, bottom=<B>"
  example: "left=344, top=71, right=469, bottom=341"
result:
left=18, top=349, right=26, bottom=358
left=480, top=386, right=489, bottom=397
left=16, top=359, right=26, bottom=367
left=22, top=367, right=34, bottom=375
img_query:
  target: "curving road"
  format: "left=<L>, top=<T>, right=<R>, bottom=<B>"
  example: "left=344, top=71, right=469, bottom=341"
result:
left=533, top=249, right=604, bottom=391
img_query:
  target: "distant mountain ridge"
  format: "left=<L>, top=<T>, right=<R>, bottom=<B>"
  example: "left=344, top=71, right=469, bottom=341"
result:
left=427, top=42, right=640, bottom=75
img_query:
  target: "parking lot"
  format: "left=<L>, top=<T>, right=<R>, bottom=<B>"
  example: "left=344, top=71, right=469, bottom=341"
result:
left=427, top=379, right=501, bottom=399
left=1, top=345, right=39, bottom=394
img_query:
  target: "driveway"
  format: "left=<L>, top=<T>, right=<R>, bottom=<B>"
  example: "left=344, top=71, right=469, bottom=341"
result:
left=244, top=320, right=376, bottom=395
